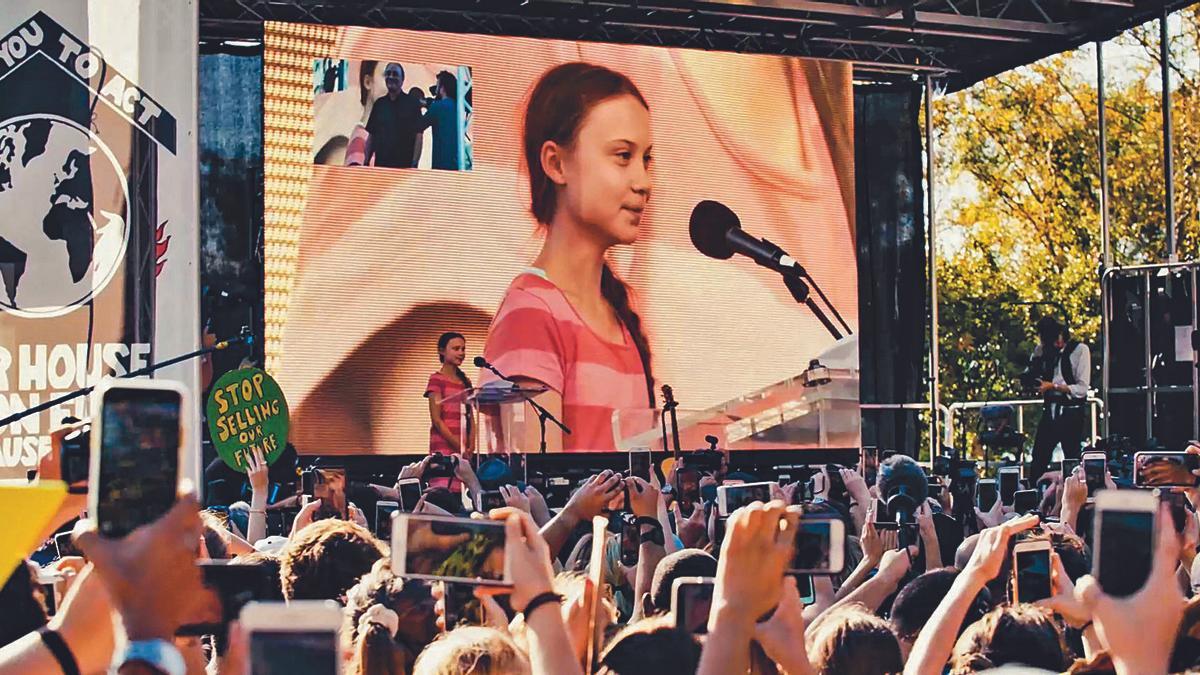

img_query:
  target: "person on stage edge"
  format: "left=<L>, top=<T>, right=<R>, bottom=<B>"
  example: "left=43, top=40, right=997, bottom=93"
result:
left=1025, top=316, right=1090, bottom=481
left=481, top=62, right=656, bottom=452
left=425, top=332, right=473, bottom=490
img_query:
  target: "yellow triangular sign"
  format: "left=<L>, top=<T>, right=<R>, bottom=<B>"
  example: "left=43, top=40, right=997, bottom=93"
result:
left=0, top=482, right=67, bottom=588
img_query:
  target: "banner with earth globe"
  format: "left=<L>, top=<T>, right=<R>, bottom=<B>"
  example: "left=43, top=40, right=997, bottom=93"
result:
left=0, top=1, right=200, bottom=481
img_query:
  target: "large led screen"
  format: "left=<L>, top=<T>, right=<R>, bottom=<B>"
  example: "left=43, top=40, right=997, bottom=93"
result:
left=263, top=21, right=859, bottom=455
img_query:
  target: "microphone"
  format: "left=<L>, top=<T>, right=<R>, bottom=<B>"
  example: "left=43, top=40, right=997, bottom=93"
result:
left=473, top=355, right=504, bottom=379
left=689, top=200, right=805, bottom=276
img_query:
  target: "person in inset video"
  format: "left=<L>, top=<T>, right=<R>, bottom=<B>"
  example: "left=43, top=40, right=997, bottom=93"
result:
left=364, top=62, right=424, bottom=168
left=419, top=70, right=463, bottom=171
left=481, top=62, right=656, bottom=452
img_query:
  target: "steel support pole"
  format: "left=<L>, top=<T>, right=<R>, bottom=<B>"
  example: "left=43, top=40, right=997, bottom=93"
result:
left=925, top=76, right=941, bottom=457
left=1162, top=11, right=1177, bottom=262
left=1098, top=41, right=1111, bottom=270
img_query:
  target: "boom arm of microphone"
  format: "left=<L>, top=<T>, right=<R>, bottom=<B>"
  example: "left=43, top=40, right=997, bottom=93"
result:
left=0, top=329, right=257, bottom=428
left=473, top=357, right=572, bottom=436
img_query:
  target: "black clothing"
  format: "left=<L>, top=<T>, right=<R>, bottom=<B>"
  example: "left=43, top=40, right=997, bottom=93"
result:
left=365, top=94, right=424, bottom=168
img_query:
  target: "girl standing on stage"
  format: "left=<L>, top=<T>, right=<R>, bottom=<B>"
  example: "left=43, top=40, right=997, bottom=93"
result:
left=481, top=62, right=655, bottom=452
left=426, top=333, right=473, bottom=491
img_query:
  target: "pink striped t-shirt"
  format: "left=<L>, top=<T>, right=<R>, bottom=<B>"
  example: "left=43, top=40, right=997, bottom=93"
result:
left=481, top=269, right=651, bottom=453
left=425, top=372, right=466, bottom=491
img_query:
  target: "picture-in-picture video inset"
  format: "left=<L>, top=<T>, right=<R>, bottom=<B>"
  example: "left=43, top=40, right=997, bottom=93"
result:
left=312, top=58, right=473, bottom=171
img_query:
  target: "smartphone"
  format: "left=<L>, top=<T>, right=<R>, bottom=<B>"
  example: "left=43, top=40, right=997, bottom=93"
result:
left=628, top=448, right=652, bottom=481
left=442, top=581, right=483, bottom=630
left=1013, top=489, right=1040, bottom=515
left=1060, top=458, right=1081, bottom=479
left=1094, top=490, right=1158, bottom=598
left=375, top=501, right=399, bottom=540
left=1134, top=452, right=1200, bottom=488
left=397, top=479, right=422, bottom=511
left=716, top=481, right=777, bottom=517
left=620, top=513, right=640, bottom=566
left=788, top=517, right=845, bottom=575
left=671, top=576, right=715, bottom=635
left=977, top=479, right=998, bottom=512
left=872, top=498, right=898, bottom=531
left=674, top=468, right=701, bottom=511
left=54, top=531, right=81, bottom=559
left=178, top=561, right=280, bottom=637
left=795, top=573, right=816, bottom=605
left=240, top=600, right=343, bottom=675
left=1083, top=452, right=1107, bottom=498
left=311, top=467, right=348, bottom=520
left=927, top=477, right=945, bottom=497
left=998, top=466, right=1021, bottom=507
left=860, top=446, right=880, bottom=481
left=476, top=490, right=506, bottom=513
left=36, top=569, right=62, bottom=616
left=391, top=513, right=512, bottom=586
left=1012, top=540, right=1053, bottom=604
left=1159, top=489, right=1190, bottom=533
left=825, top=464, right=848, bottom=503
left=89, top=380, right=186, bottom=538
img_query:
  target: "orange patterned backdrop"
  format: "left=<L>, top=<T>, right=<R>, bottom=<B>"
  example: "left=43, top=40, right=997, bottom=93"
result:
left=263, top=21, right=858, bottom=456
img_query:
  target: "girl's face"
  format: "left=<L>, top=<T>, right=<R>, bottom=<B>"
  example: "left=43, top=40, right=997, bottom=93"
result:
left=362, top=64, right=388, bottom=105
left=557, top=95, right=653, bottom=246
left=440, top=337, right=466, bottom=367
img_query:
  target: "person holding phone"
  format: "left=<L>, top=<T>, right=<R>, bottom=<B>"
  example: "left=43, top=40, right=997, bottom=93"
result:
left=1024, top=316, right=1090, bottom=481
left=426, top=332, right=474, bottom=491
left=480, top=62, right=656, bottom=453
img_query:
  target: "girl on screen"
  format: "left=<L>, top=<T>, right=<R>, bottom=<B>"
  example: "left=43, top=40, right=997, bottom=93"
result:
left=426, top=332, right=473, bottom=488
left=344, top=60, right=379, bottom=166
left=481, top=62, right=655, bottom=453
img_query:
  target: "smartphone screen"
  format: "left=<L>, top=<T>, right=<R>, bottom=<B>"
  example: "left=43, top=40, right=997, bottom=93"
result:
left=1097, top=506, right=1155, bottom=597
left=393, top=514, right=509, bottom=585
left=717, top=481, right=775, bottom=516
left=977, top=480, right=998, bottom=512
left=1061, top=458, right=1081, bottom=478
left=478, top=490, right=506, bottom=512
left=1014, top=547, right=1052, bottom=603
left=95, top=386, right=182, bottom=537
left=311, top=468, right=347, bottom=520
left=675, top=468, right=701, bottom=510
left=860, top=446, right=880, bottom=482
left=1013, top=489, right=1040, bottom=515
left=628, top=450, right=652, bottom=482
left=397, top=480, right=422, bottom=512
left=672, top=580, right=714, bottom=634
left=998, top=468, right=1020, bottom=507
left=375, top=501, right=399, bottom=540
left=620, top=515, right=640, bottom=566
left=1135, top=452, right=1200, bottom=488
left=1084, top=456, right=1107, bottom=495
left=789, top=519, right=843, bottom=574
left=796, top=573, right=816, bottom=605
left=248, top=629, right=340, bottom=675
left=442, top=581, right=483, bottom=630
left=178, top=561, right=278, bottom=637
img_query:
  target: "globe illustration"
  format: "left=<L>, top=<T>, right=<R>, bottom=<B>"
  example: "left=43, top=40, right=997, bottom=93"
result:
left=0, top=114, right=128, bottom=318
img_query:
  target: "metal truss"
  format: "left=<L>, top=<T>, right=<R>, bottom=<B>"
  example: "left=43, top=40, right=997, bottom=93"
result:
left=199, top=0, right=1198, bottom=89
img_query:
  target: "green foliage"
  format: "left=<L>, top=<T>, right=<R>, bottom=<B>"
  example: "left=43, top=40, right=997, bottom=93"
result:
left=932, top=8, right=1199, bottom=414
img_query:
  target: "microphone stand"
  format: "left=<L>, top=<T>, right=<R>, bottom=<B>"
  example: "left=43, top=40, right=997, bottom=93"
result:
left=783, top=273, right=845, bottom=341
left=477, top=362, right=571, bottom=455
left=0, top=329, right=254, bottom=428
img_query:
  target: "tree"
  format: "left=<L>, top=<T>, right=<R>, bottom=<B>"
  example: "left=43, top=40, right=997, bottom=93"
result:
left=931, top=7, right=1198, bottom=450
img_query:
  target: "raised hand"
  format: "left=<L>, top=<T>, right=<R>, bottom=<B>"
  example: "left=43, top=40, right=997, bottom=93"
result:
left=500, top=484, right=531, bottom=514
left=625, top=476, right=659, bottom=519
left=245, top=447, right=269, bottom=495
left=74, top=492, right=205, bottom=640
left=962, top=514, right=1040, bottom=585
left=1075, top=504, right=1184, bottom=675
left=565, top=471, right=624, bottom=522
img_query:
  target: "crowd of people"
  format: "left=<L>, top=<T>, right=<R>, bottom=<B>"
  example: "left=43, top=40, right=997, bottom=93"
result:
left=7, top=428, right=1200, bottom=675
